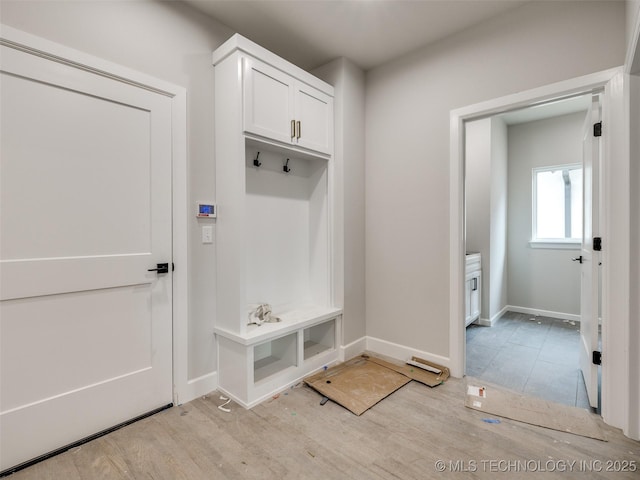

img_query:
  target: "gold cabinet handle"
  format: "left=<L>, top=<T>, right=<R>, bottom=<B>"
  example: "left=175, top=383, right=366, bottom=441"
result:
left=291, top=119, right=296, bottom=139
left=296, top=120, right=301, bottom=140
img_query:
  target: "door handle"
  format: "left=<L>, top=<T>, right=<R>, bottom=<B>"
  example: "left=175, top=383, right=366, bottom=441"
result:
left=572, top=256, right=583, bottom=264
left=148, top=263, right=169, bottom=274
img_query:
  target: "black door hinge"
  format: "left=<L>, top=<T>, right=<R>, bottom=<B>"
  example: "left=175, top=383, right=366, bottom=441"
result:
left=592, top=351, right=602, bottom=365
left=593, top=122, right=602, bottom=137
left=172, top=263, right=175, bottom=272
left=593, top=237, right=602, bottom=251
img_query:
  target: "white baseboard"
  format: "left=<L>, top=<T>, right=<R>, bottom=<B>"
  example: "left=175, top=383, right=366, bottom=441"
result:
left=474, top=305, right=510, bottom=326
left=366, top=336, right=450, bottom=369
left=507, top=305, right=580, bottom=323
left=340, top=336, right=367, bottom=361
left=492, top=305, right=509, bottom=324
left=218, top=379, right=296, bottom=410
left=177, top=371, right=218, bottom=405
left=475, top=317, right=492, bottom=327
left=219, top=362, right=340, bottom=410
left=208, top=336, right=452, bottom=409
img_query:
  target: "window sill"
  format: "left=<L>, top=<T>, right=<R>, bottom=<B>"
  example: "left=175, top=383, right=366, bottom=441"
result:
left=529, top=240, right=581, bottom=250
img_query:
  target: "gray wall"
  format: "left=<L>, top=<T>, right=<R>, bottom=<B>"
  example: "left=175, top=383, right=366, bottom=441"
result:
left=1, top=0, right=629, bottom=384
left=312, top=58, right=367, bottom=346
left=0, top=0, right=368, bottom=382
left=465, top=118, right=491, bottom=295
left=465, top=117, right=508, bottom=324
left=506, top=112, right=585, bottom=316
left=627, top=0, right=640, bottom=72
left=490, top=117, right=508, bottom=320
left=365, top=1, right=625, bottom=357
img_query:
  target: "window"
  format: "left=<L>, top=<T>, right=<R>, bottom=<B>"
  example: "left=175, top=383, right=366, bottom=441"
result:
left=532, top=165, right=582, bottom=245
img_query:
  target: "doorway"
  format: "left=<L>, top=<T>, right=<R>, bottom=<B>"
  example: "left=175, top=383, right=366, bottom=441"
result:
left=449, top=67, right=627, bottom=429
left=463, top=96, right=597, bottom=409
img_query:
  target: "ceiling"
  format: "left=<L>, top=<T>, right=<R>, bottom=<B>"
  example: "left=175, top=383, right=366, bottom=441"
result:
left=183, top=0, right=529, bottom=71
left=183, top=1, right=593, bottom=124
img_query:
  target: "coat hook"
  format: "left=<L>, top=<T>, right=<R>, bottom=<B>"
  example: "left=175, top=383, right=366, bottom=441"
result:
left=283, top=158, right=291, bottom=173
left=253, top=152, right=262, bottom=167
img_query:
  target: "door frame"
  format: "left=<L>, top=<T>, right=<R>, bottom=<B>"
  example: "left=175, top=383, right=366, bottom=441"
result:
left=0, top=25, right=191, bottom=407
left=449, top=67, right=632, bottom=435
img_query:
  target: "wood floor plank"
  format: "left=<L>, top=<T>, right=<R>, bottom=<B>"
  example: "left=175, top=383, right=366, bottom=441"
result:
left=7, top=378, right=639, bottom=479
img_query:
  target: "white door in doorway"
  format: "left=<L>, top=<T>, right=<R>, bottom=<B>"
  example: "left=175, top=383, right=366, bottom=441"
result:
left=0, top=43, right=173, bottom=470
left=579, top=94, right=601, bottom=409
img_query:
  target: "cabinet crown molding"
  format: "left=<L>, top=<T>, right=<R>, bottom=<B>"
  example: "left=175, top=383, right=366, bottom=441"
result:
left=212, top=33, right=334, bottom=96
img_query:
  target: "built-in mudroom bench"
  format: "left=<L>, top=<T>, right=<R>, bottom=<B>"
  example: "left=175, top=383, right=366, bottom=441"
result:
left=212, top=34, right=342, bottom=408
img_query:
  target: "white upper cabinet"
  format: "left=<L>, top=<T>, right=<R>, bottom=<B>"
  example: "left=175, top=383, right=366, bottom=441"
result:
left=243, top=57, right=333, bottom=155
left=243, top=58, right=295, bottom=146
left=294, top=82, right=332, bottom=154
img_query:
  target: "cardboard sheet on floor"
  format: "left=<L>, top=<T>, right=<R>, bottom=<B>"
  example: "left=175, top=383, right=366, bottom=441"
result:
left=366, top=355, right=450, bottom=387
left=464, top=378, right=606, bottom=441
left=304, top=356, right=410, bottom=415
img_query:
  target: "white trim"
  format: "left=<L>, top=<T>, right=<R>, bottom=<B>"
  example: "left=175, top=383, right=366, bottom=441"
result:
left=450, top=67, right=629, bottom=433
left=343, top=334, right=453, bottom=371
left=0, top=25, right=179, bottom=96
left=176, top=372, right=218, bottom=406
left=214, top=308, right=342, bottom=346
left=624, top=4, right=640, bottom=75
left=506, top=305, right=580, bottom=323
left=528, top=240, right=580, bottom=250
left=212, top=33, right=333, bottom=94
left=366, top=336, right=450, bottom=368
left=491, top=305, right=510, bottom=325
left=599, top=71, right=631, bottom=434
left=473, top=305, right=510, bottom=327
left=627, top=76, right=640, bottom=441
left=171, top=89, right=191, bottom=406
left=217, top=364, right=334, bottom=410
left=473, top=318, right=492, bottom=327
left=339, top=336, right=367, bottom=362
left=0, top=24, right=191, bottom=409
left=449, top=108, right=466, bottom=378
left=531, top=163, right=582, bottom=243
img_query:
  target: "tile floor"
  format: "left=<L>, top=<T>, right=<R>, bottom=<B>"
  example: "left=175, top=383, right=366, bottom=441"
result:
left=466, top=311, right=592, bottom=409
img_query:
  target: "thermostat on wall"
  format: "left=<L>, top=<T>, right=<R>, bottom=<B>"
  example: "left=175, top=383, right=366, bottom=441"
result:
left=196, top=202, right=216, bottom=218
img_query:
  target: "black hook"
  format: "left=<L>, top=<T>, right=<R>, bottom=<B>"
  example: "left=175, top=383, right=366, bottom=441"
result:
left=253, top=152, right=261, bottom=167
left=283, top=158, right=291, bottom=173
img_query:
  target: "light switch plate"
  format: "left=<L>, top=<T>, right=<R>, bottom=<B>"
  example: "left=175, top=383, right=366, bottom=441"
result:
left=202, top=225, right=213, bottom=244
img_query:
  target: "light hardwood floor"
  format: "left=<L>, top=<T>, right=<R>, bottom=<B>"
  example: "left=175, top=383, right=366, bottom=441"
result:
left=9, top=378, right=639, bottom=479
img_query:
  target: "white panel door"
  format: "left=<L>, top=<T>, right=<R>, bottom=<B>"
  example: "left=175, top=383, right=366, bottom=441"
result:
left=579, top=94, right=601, bottom=409
left=0, top=44, right=173, bottom=471
left=294, top=82, right=333, bottom=155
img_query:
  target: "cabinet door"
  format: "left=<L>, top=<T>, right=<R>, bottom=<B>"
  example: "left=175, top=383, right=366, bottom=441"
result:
left=294, top=82, right=333, bottom=155
left=243, top=58, right=295, bottom=145
left=465, top=279, right=472, bottom=326
left=469, top=275, right=481, bottom=321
